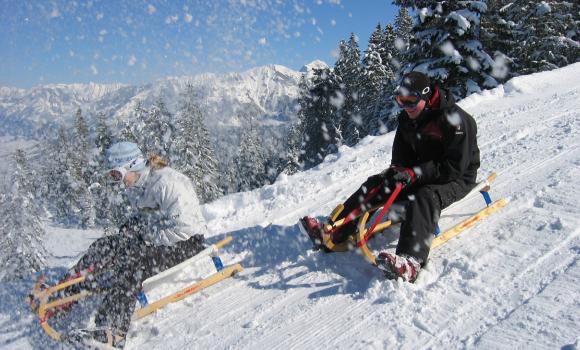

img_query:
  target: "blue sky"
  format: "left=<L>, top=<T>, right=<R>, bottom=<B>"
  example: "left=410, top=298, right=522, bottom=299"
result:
left=0, top=0, right=398, bottom=88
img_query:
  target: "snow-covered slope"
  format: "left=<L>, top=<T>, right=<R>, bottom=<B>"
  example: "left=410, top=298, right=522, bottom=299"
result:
left=2, top=63, right=580, bottom=349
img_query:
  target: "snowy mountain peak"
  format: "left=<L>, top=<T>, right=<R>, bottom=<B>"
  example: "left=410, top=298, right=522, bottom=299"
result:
left=300, top=60, right=329, bottom=73
left=0, top=64, right=303, bottom=137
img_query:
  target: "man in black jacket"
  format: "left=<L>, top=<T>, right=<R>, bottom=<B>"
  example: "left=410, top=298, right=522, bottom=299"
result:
left=300, top=72, right=480, bottom=283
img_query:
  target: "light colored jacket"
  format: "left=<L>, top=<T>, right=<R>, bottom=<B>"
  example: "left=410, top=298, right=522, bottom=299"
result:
left=129, top=166, right=207, bottom=246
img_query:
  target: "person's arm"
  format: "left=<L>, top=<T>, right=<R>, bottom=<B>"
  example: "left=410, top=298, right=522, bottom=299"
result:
left=416, top=112, right=473, bottom=184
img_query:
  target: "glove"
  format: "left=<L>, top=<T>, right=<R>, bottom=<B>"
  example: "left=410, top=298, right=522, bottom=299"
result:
left=384, top=166, right=417, bottom=188
left=366, top=172, right=387, bottom=187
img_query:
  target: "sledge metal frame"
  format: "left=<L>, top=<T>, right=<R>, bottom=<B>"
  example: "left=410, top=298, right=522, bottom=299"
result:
left=28, top=236, right=242, bottom=341
left=349, top=173, right=507, bottom=264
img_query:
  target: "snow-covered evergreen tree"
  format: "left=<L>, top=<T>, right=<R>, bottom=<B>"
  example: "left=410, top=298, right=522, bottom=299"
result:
left=284, top=119, right=304, bottom=175
left=72, top=109, right=95, bottom=228
left=121, top=101, right=147, bottom=145
left=360, top=25, right=395, bottom=137
left=235, top=114, right=267, bottom=192
left=41, top=126, right=88, bottom=226
left=393, top=6, right=414, bottom=71
left=0, top=150, right=47, bottom=280
left=334, top=33, right=363, bottom=146
left=218, top=156, right=239, bottom=195
left=376, top=24, right=401, bottom=133
left=403, top=1, right=498, bottom=99
left=284, top=76, right=311, bottom=175
left=299, top=67, right=342, bottom=169
left=382, top=24, right=399, bottom=73
left=90, top=112, right=119, bottom=228
left=94, top=112, right=113, bottom=156
left=261, top=132, right=287, bottom=184
left=174, top=85, right=221, bottom=203
left=504, top=0, right=580, bottom=75
left=142, top=97, right=175, bottom=159
left=480, top=0, right=515, bottom=82
left=367, top=23, right=386, bottom=66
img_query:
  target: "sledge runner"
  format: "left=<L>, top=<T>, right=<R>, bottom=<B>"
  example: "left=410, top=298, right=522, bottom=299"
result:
left=44, top=141, right=209, bottom=348
left=301, top=71, right=481, bottom=283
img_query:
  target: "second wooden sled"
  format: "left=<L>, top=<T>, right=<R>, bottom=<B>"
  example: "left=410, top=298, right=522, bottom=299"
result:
left=29, top=236, right=243, bottom=342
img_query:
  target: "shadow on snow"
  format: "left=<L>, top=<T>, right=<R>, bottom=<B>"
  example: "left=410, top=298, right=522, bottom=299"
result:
left=209, top=217, right=401, bottom=300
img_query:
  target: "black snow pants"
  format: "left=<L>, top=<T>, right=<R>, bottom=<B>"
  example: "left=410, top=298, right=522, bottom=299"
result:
left=70, top=232, right=205, bottom=333
left=331, top=174, right=474, bottom=265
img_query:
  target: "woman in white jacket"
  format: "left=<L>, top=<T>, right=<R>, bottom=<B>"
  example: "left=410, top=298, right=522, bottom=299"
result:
left=64, top=141, right=207, bottom=348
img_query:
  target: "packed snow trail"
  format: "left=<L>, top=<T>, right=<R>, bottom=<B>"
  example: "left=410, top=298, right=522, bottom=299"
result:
left=2, top=63, right=579, bottom=349
left=131, top=63, right=580, bottom=349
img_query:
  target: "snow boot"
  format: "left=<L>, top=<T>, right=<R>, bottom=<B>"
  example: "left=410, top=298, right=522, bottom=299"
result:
left=376, top=252, right=421, bottom=283
left=64, top=327, right=126, bottom=349
left=299, top=216, right=327, bottom=250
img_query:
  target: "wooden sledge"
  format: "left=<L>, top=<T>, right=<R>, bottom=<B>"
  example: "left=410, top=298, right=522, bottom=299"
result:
left=320, top=173, right=508, bottom=264
left=27, top=236, right=242, bottom=341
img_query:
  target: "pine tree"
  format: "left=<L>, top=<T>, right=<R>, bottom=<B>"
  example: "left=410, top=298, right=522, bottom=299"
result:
left=12, top=149, right=40, bottom=213
left=393, top=6, right=414, bottom=71
left=377, top=24, right=400, bottom=133
left=505, top=0, right=580, bottom=75
left=403, top=1, right=498, bottom=99
left=218, top=156, right=239, bottom=195
left=360, top=25, right=395, bottom=137
left=94, top=112, right=113, bottom=156
left=0, top=150, right=48, bottom=280
left=480, top=0, right=515, bottom=82
left=284, top=119, right=304, bottom=175
left=299, top=67, right=342, bottom=169
left=382, top=24, right=399, bottom=73
left=142, top=97, right=175, bottom=159
left=368, top=23, right=386, bottom=66
left=334, top=33, right=363, bottom=146
left=71, top=109, right=95, bottom=228
left=261, top=132, right=286, bottom=184
left=235, top=114, right=267, bottom=191
left=42, top=127, right=88, bottom=226
left=91, top=112, right=117, bottom=228
left=284, top=76, right=312, bottom=174
left=121, top=100, right=147, bottom=144
left=174, top=85, right=222, bottom=203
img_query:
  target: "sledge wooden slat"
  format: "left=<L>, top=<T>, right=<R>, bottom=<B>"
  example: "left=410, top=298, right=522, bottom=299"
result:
left=39, top=318, right=62, bottom=341
left=45, top=275, right=86, bottom=295
left=215, top=236, right=233, bottom=249
left=38, top=290, right=93, bottom=341
left=431, top=198, right=508, bottom=249
left=357, top=212, right=377, bottom=264
left=133, top=263, right=243, bottom=320
left=43, top=291, right=91, bottom=310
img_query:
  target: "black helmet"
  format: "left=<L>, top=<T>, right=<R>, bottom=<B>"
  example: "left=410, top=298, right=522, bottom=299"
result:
left=397, top=71, right=433, bottom=101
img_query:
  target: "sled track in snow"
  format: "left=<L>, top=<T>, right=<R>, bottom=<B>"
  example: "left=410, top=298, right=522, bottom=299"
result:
left=470, top=235, right=580, bottom=348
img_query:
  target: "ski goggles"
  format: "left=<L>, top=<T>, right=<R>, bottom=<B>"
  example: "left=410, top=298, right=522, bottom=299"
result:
left=395, top=92, right=421, bottom=108
left=107, top=167, right=128, bottom=183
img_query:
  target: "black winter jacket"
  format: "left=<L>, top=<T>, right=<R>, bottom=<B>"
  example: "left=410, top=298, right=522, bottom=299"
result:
left=391, top=86, right=480, bottom=185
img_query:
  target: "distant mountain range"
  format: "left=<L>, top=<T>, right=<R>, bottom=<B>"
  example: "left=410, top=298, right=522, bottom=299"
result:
left=0, top=60, right=329, bottom=139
